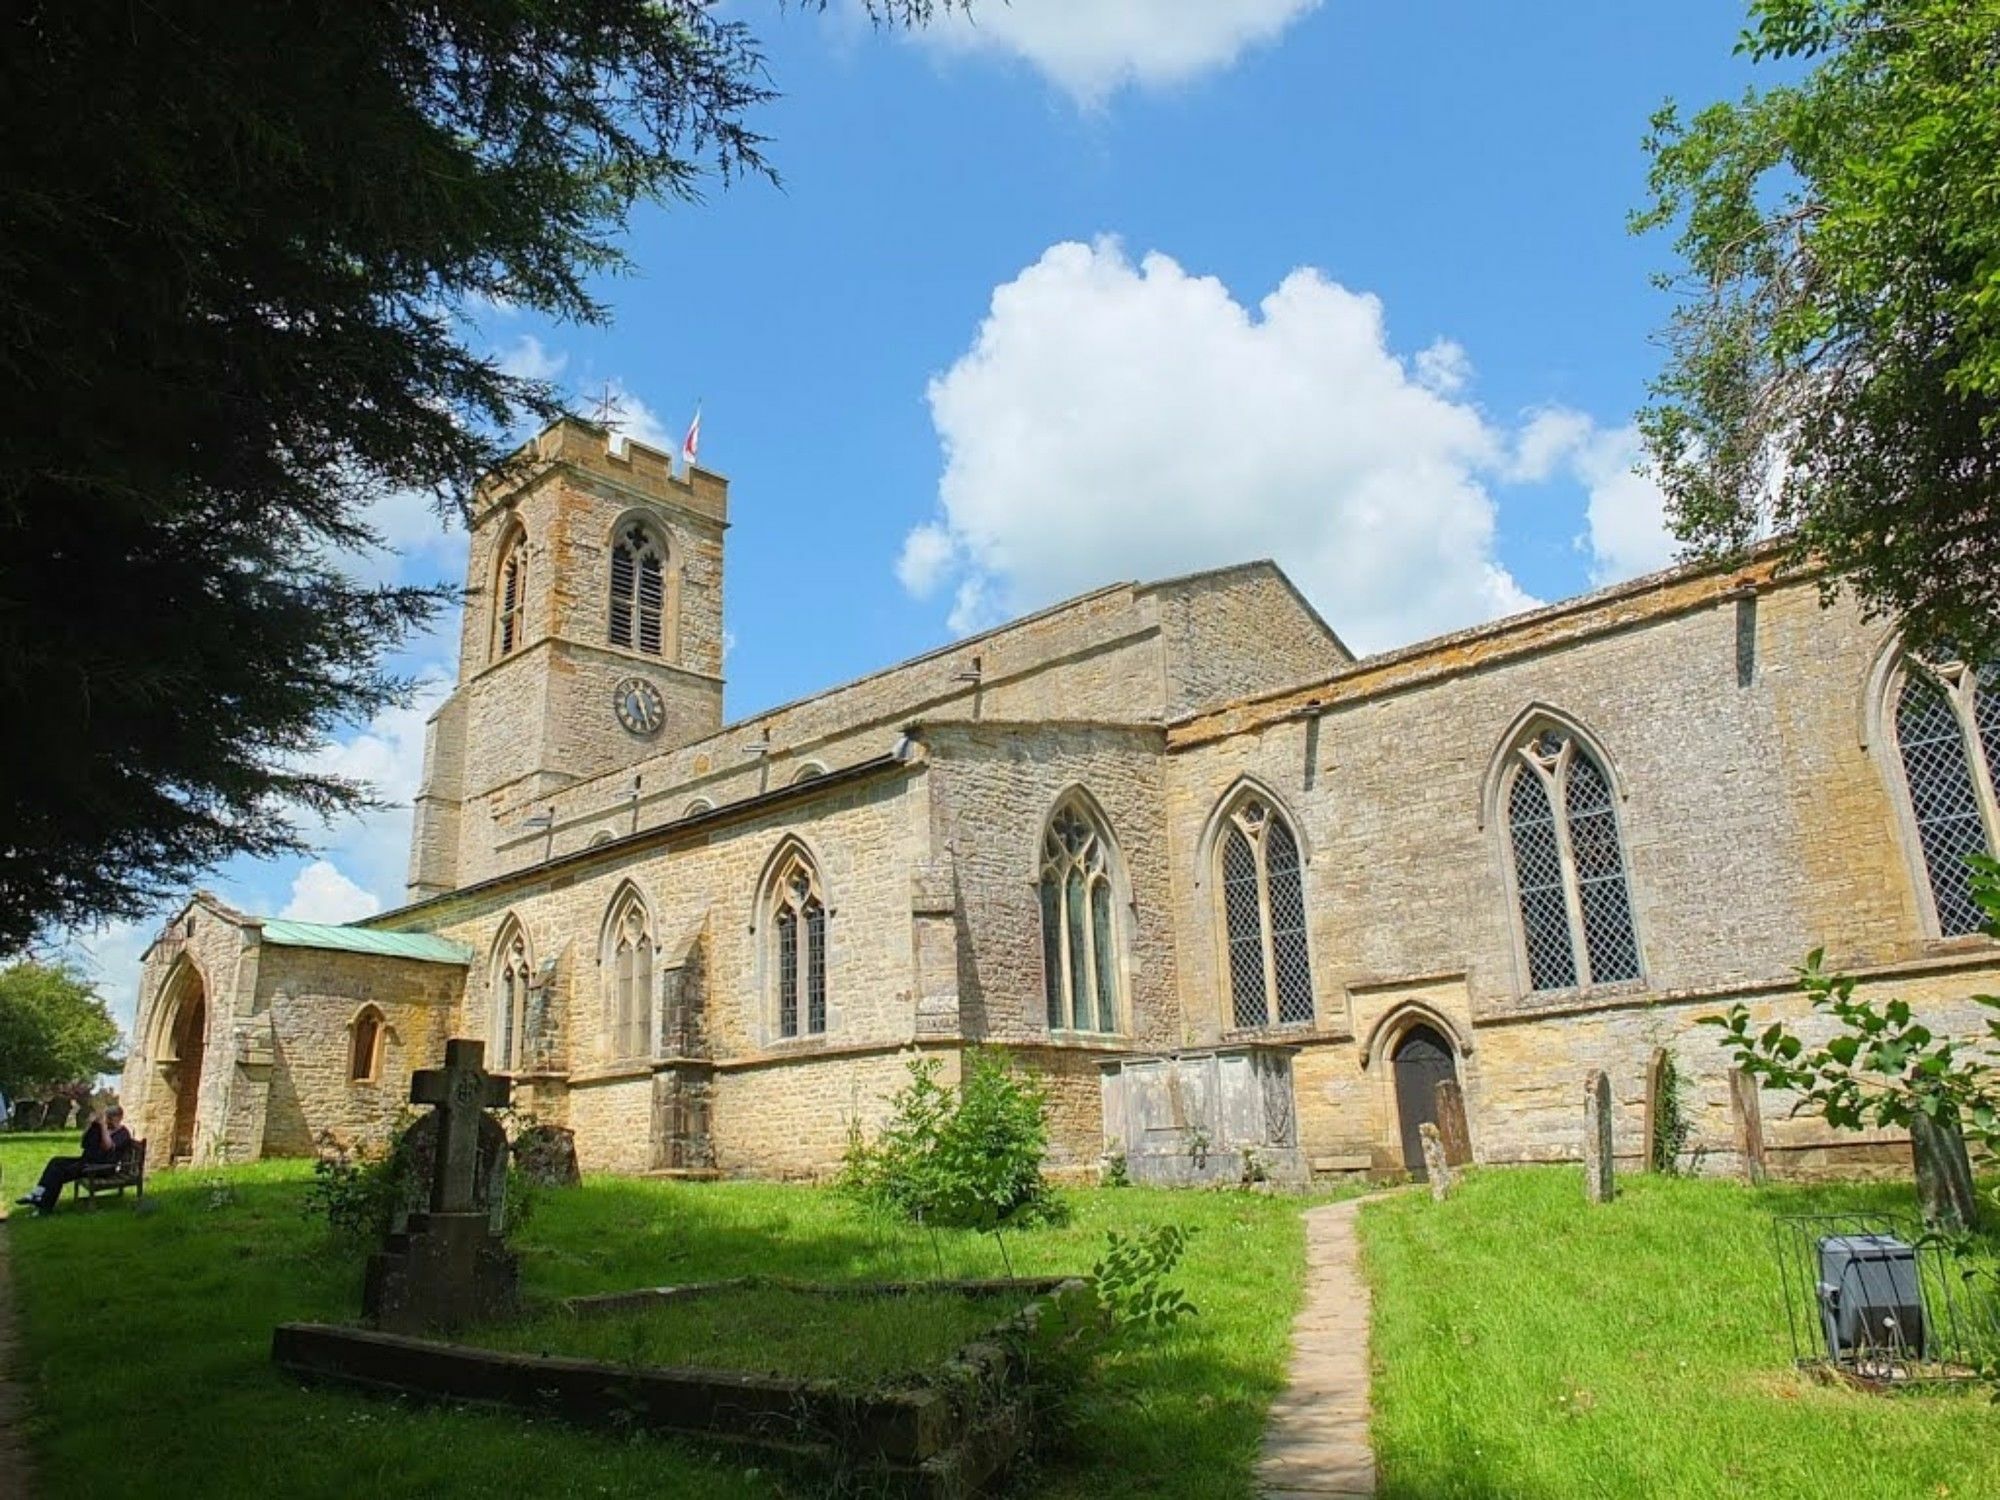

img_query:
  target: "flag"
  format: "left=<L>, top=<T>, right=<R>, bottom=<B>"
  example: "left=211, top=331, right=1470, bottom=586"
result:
left=681, top=404, right=702, bottom=469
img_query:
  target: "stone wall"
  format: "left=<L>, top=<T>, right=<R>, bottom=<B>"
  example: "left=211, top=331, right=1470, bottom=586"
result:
left=1150, top=563, right=1351, bottom=719
left=711, top=1046, right=959, bottom=1180
left=1162, top=568, right=2000, bottom=1174
left=122, top=897, right=257, bottom=1166
left=254, top=948, right=463, bottom=1156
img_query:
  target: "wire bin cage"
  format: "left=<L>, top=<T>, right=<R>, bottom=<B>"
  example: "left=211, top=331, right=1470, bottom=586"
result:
left=1772, top=1212, right=2000, bottom=1386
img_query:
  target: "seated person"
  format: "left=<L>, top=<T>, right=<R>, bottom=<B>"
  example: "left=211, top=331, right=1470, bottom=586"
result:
left=17, top=1106, right=135, bottom=1215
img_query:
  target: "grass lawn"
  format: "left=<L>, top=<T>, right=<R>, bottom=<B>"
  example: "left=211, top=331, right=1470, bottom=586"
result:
left=469, top=1284, right=1035, bottom=1382
left=0, top=1132, right=1319, bottom=1499
left=1361, top=1166, right=2000, bottom=1500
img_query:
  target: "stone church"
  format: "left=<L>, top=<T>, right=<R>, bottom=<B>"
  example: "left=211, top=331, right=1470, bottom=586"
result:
left=122, top=417, right=2000, bottom=1181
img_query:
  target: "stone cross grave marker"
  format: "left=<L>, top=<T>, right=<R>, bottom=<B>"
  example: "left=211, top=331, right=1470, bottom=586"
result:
left=410, top=1039, right=512, bottom=1215
left=363, top=1038, right=519, bottom=1333
left=1434, top=1079, right=1472, bottom=1167
left=1419, top=1122, right=1455, bottom=1201
left=1583, top=1069, right=1614, bottom=1204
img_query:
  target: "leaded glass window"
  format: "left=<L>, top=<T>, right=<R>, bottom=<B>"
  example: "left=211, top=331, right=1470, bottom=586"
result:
left=769, top=851, right=827, bottom=1038
left=1503, top=728, right=1640, bottom=992
left=494, top=530, right=527, bottom=659
left=1895, top=657, right=2000, bottom=936
left=1038, top=803, right=1123, bottom=1032
left=1216, top=796, right=1315, bottom=1029
left=492, top=925, right=532, bottom=1070
left=608, top=524, right=666, bottom=655
left=605, top=890, right=653, bottom=1059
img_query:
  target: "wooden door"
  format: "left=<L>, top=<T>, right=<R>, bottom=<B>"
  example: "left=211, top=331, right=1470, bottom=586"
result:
left=1393, top=1024, right=1457, bottom=1179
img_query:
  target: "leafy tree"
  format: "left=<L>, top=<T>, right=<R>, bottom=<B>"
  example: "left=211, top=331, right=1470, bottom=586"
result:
left=1634, top=0, right=2000, bottom=659
left=0, top=1, right=944, bottom=951
left=0, top=960, right=123, bottom=1103
left=1703, top=855, right=2000, bottom=1231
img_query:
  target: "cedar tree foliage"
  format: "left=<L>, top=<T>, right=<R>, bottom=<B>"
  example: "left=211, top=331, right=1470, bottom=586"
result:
left=1635, top=0, right=2000, bottom=656
left=0, top=2, right=943, bottom=952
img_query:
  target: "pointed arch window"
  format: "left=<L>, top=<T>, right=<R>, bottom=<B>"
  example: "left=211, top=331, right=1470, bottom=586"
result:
left=1893, top=655, right=2000, bottom=936
left=603, top=889, right=655, bottom=1059
left=767, top=850, right=827, bottom=1038
left=1039, top=802, right=1123, bottom=1033
left=494, top=528, right=527, bottom=659
left=348, top=1005, right=385, bottom=1083
left=1216, top=795, right=1315, bottom=1029
left=609, top=523, right=666, bottom=656
left=492, top=924, right=533, bottom=1071
left=1502, top=727, right=1641, bottom=992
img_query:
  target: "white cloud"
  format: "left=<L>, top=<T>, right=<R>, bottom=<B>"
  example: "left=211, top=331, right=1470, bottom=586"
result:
left=918, top=0, right=1320, bottom=103
left=279, top=860, right=382, bottom=924
left=1511, top=406, right=1678, bottom=585
left=498, top=333, right=568, bottom=383
left=904, top=239, right=1539, bottom=654
left=1413, top=338, right=1472, bottom=396
left=301, top=675, right=454, bottom=907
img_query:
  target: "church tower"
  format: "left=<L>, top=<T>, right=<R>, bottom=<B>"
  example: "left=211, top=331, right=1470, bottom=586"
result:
left=406, top=417, right=727, bottom=898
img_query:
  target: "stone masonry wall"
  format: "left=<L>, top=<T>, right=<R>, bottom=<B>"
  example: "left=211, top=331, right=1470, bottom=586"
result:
left=1151, top=564, right=1351, bottom=719
left=1163, top=571, right=2000, bottom=1172
left=253, top=948, right=462, bottom=1157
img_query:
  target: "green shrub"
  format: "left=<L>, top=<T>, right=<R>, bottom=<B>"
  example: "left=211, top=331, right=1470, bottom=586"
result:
left=840, top=1051, right=1065, bottom=1232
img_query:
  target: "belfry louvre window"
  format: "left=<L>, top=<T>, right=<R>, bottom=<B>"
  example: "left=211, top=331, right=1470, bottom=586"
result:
left=605, top=890, right=654, bottom=1059
left=1503, top=728, right=1640, bottom=992
left=609, top=524, right=666, bottom=655
left=769, top=851, right=827, bottom=1038
left=1894, top=656, right=2000, bottom=936
left=1217, top=796, right=1314, bottom=1028
left=494, top=531, right=527, bottom=659
left=1039, top=803, right=1122, bottom=1032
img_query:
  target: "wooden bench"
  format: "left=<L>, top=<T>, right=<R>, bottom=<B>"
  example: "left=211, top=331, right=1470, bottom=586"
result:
left=72, top=1138, right=147, bottom=1208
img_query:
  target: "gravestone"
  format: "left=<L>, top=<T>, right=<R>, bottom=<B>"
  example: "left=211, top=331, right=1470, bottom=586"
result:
left=44, top=1097, right=71, bottom=1131
left=512, top=1123, right=582, bottom=1189
left=1641, top=1048, right=1668, bottom=1172
left=1910, top=1111, right=1980, bottom=1232
left=1419, top=1122, right=1454, bottom=1201
left=1728, top=1068, right=1768, bottom=1185
left=391, top=1110, right=510, bottom=1236
left=362, top=1039, right=519, bottom=1334
left=1583, top=1070, right=1614, bottom=1204
left=1433, top=1079, right=1473, bottom=1167
left=12, top=1100, right=44, bottom=1132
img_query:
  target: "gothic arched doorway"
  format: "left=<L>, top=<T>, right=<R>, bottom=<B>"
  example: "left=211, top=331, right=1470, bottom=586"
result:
left=164, top=981, right=207, bottom=1162
left=1392, top=1023, right=1458, bottom=1179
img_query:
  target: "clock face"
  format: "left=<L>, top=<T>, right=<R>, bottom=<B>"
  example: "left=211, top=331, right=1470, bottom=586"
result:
left=614, top=677, right=665, bottom=737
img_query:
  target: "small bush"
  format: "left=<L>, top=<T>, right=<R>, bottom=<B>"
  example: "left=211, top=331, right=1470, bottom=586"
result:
left=840, top=1051, right=1065, bottom=1232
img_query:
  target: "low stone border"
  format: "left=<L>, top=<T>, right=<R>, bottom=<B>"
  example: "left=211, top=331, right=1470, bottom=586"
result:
left=272, top=1276, right=1084, bottom=1497
left=561, top=1274, right=1070, bottom=1318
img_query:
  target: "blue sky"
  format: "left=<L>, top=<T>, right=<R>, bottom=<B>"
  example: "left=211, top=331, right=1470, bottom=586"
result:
left=73, top=0, right=1769, bottom=1029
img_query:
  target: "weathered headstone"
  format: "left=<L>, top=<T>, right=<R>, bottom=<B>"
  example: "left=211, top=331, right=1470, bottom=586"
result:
left=1433, top=1079, right=1473, bottom=1167
left=12, top=1100, right=44, bottom=1132
left=1641, top=1048, right=1667, bottom=1173
left=512, top=1123, right=582, bottom=1189
left=1419, top=1122, right=1455, bottom=1201
left=392, top=1109, right=510, bottom=1235
left=44, top=1097, right=72, bottom=1131
left=1910, top=1110, right=1980, bottom=1232
left=1583, top=1070, right=1614, bottom=1203
left=362, top=1039, right=519, bottom=1334
left=1728, top=1068, right=1767, bottom=1186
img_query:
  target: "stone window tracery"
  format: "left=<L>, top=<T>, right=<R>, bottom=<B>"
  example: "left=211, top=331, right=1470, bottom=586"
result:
left=1502, top=727, right=1641, bottom=992
left=609, top=522, right=666, bottom=656
left=1039, top=802, right=1122, bottom=1033
left=1893, top=654, right=2000, bottom=936
left=348, top=1005, right=385, bottom=1083
left=493, top=527, right=527, bottom=659
left=1216, top=795, right=1314, bottom=1029
left=492, top=922, right=533, bottom=1071
left=604, top=888, right=654, bottom=1060
left=767, top=850, right=826, bottom=1039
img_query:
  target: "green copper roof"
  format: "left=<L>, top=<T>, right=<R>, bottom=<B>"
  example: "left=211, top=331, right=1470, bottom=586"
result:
left=256, top=919, right=472, bottom=966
